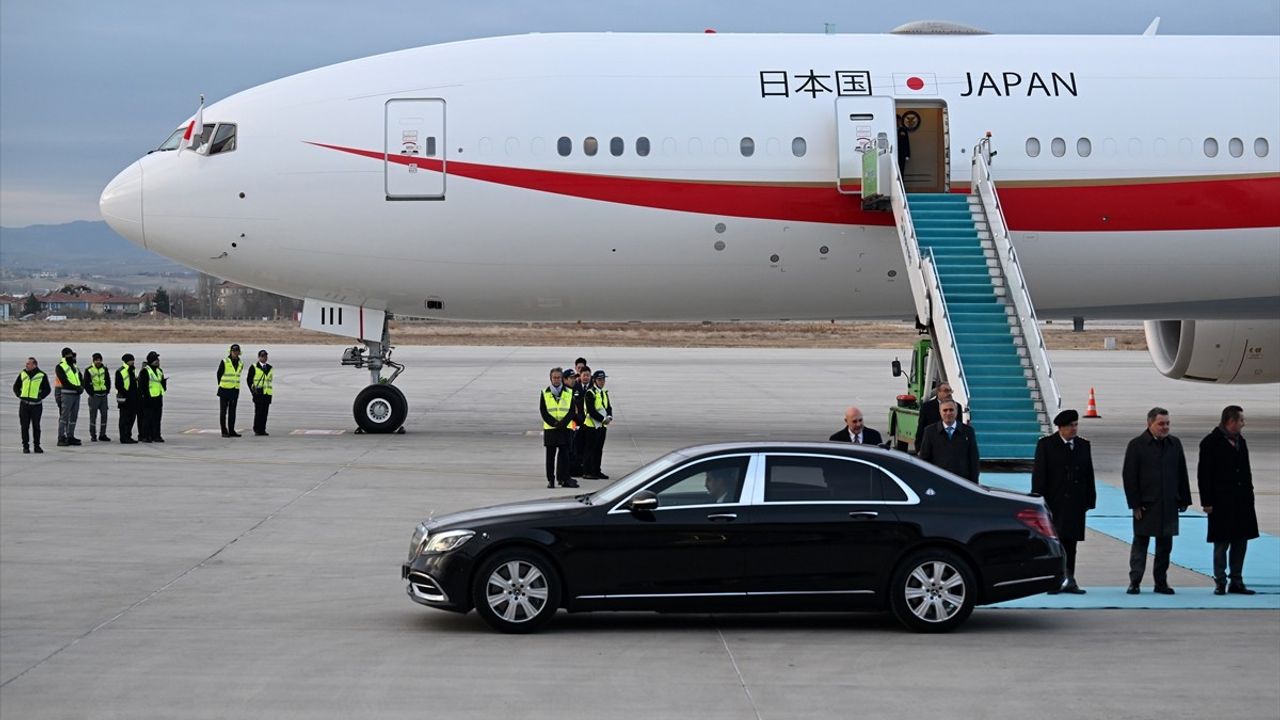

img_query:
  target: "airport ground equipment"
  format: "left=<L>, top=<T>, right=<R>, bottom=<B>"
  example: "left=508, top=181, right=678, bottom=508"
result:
left=888, top=337, right=933, bottom=451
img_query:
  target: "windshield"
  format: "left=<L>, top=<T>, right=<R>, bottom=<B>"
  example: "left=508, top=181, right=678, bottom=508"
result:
left=586, top=450, right=690, bottom=505
left=156, top=128, right=185, bottom=152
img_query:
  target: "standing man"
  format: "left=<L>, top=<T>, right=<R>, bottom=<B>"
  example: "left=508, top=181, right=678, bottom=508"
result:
left=1198, top=405, right=1258, bottom=595
left=247, top=349, right=274, bottom=436
left=115, top=353, right=139, bottom=444
left=539, top=368, right=577, bottom=489
left=53, top=346, right=71, bottom=416
left=917, top=399, right=981, bottom=482
left=216, top=344, right=244, bottom=438
left=829, top=406, right=884, bottom=445
left=55, top=347, right=84, bottom=446
left=139, top=351, right=167, bottom=443
left=915, top=382, right=954, bottom=452
left=85, top=352, right=112, bottom=442
left=562, top=368, right=582, bottom=477
left=1122, top=407, right=1192, bottom=595
left=13, top=357, right=50, bottom=453
left=582, top=370, right=613, bottom=480
left=1032, top=410, right=1096, bottom=594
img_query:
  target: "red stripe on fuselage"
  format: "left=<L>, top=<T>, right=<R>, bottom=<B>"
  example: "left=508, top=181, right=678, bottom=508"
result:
left=307, top=142, right=1280, bottom=232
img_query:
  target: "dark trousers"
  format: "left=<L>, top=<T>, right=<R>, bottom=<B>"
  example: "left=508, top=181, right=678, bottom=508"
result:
left=252, top=396, right=271, bottom=434
left=584, top=427, right=607, bottom=474
left=1062, top=539, right=1078, bottom=579
left=545, top=445, right=570, bottom=485
left=140, top=398, right=163, bottom=440
left=118, top=399, right=137, bottom=440
left=19, top=402, right=42, bottom=448
left=566, top=429, right=581, bottom=475
left=88, top=394, right=109, bottom=437
left=1213, top=540, right=1249, bottom=584
left=1130, top=535, right=1174, bottom=586
left=219, top=390, right=239, bottom=434
left=58, top=391, right=81, bottom=439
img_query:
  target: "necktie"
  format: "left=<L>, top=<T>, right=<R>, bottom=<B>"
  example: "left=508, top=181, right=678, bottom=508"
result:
left=1067, top=440, right=1074, bottom=451
left=946, top=426, right=954, bottom=439
left=854, top=433, right=861, bottom=444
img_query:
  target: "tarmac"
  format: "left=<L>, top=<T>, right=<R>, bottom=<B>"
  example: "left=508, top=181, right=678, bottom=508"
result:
left=1, top=341, right=1278, bottom=719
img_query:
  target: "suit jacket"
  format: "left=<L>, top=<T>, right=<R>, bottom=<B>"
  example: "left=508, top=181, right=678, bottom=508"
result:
left=1031, top=434, right=1096, bottom=541
left=828, top=427, right=884, bottom=446
left=917, top=422, right=981, bottom=482
left=1122, top=431, right=1192, bottom=538
left=1197, top=427, right=1258, bottom=542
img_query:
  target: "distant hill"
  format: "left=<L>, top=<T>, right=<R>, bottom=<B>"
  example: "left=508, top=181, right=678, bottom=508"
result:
left=0, top=221, right=190, bottom=274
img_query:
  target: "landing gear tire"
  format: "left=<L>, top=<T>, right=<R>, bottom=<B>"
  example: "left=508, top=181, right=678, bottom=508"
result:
left=353, top=384, right=407, bottom=434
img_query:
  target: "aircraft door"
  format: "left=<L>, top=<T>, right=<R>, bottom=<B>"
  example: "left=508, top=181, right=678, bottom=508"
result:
left=835, top=96, right=895, bottom=195
left=385, top=98, right=445, bottom=200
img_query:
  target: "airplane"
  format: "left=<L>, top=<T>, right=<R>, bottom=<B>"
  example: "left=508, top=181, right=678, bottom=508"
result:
left=99, top=23, right=1280, bottom=433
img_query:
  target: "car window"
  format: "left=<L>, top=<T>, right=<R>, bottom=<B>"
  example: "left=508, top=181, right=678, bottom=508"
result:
left=765, top=455, right=897, bottom=502
left=645, top=456, right=750, bottom=508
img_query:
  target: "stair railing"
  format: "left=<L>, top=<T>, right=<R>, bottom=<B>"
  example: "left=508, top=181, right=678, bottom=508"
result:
left=919, top=247, right=972, bottom=422
left=883, top=143, right=932, bottom=328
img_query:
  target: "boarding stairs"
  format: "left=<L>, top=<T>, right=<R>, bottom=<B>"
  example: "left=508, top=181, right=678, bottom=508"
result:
left=871, top=136, right=1061, bottom=461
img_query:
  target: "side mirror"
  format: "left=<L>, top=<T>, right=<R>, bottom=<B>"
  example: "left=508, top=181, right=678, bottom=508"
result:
left=627, top=490, right=658, bottom=513
left=891, top=359, right=902, bottom=377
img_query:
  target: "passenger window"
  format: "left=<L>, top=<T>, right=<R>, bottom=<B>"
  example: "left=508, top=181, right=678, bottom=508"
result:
left=1256, top=137, right=1270, bottom=157
left=1050, top=137, right=1066, bottom=157
left=635, top=137, right=650, bottom=157
left=1204, top=138, right=1219, bottom=158
left=765, top=456, right=890, bottom=502
left=610, top=137, right=624, bottom=157
left=1025, top=138, right=1040, bottom=157
left=1228, top=137, right=1244, bottom=158
left=714, top=137, right=729, bottom=156
left=557, top=136, right=572, bottom=157
left=1076, top=138, right=1091, bottom=157
left=1128, top=138, right=1142, bottom=155
left=688, top=138, right=702, bottom=156
left=740, top=137, right=755, bottom=157
left=791, top=137, right=807, bottom=157
left=583, top=137, right=598, bottom=156
left=641, top=456, right=751, bottom=508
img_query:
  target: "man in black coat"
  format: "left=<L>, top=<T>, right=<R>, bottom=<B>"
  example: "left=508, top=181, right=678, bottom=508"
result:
left=917, top=399, right=980, bottom=482
left=539, top=367, right=577, bottom=489
left=828, top=406, right=884, bottom=446
left=914, top=382, right=953, bottom=452
left=1032, top=409, right=1096, bottom=594
left=1198, top=405, right=1258, bottom=595
left=114, top=353, right=139, bottom=444
left=1122, top=407, right=1192, bottom=595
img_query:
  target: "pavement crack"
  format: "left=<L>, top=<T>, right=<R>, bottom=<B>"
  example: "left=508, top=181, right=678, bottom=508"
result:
left=717, top=627, right=763, bottom=720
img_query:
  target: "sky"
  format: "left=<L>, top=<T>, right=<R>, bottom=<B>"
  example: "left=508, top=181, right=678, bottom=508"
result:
left=1, top=0, right=1277, bottom=228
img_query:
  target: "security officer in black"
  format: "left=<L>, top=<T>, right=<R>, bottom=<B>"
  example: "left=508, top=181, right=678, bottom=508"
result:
left=582, top=370, right=613, bottom=479
left=246, top=349, right=274, bottom=436
left=139, top=351, right=167, bottom=442
left=215, top=344, right=244, bottom=437
left=1032, top=409, right=1096, bottom=594
left=85, top=352, right=112, bottom=442
left=115, top=353, right=139, bottom=444
left=13, top=357, right=51, bottom=453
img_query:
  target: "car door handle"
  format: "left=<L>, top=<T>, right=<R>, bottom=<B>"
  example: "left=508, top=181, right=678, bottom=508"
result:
left=848, top=511, right=879, bottom=520
left=706, top=513, right=738, bottom=521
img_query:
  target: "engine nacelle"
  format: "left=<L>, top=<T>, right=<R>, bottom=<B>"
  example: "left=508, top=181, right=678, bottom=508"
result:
left=1144, top=320, right=1280, bottom=384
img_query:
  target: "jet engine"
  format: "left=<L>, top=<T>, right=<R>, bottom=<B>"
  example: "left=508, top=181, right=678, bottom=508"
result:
left=1144, top=320, right=1280, bottom=384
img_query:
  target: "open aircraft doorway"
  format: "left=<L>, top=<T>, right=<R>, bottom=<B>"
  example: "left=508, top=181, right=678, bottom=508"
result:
left=895, top=101, right=949, bottom=193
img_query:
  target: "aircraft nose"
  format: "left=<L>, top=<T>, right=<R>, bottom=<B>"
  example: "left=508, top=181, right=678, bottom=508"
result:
left=100, top=160, right=145, bottom=247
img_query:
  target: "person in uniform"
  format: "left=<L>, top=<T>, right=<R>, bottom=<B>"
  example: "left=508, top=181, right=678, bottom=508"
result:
left=139, top=351, right=167, bottom=443
left=582, top=370, right=613, bottom=479
left=216, top=344, right=245, bottom=437
left=1032, top=409, right=1096, bottom=594
left=539, top=367, right=577, bottom=489
left=85, top=352, right=112, bottom=442
left=562, top=368, right=585, bottom=478
left=915, top=382, right=954, bottom=452
left=247, top=349, right=274, bottom=436
left=1198, top=405, right=1258, bottom=595
left=55, top=347, right=84, bottom=446
left=917, top=399, right=980, bottom=482
left=829, top=406, right=884, bottom=445
left=115, top=353, right=139, bottom=444
left=13, top=357, right=51, bottom=453
left=1122, top=407, right=1191, bottom=595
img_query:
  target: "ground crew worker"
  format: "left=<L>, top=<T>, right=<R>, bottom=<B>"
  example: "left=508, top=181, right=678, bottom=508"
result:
left=582, top=370, right=613, bottom=479
left=247, top=349, right=274, bottom=436
left=53, top=346, right=71, bottom=415
left=55, top=347, right=84, bottom=446
left=85, top=352, right=112, bottom=442
left=216, top=344, right=244, bottom=437
left=139, top=351, right=167, bottom=443
left=115, top=353, right=139, bottom=444
left=13, top=357, right=51, bottom=453
left=563, top=369, right=583, bottom=477
left=539, top=367, right=577, bottom=489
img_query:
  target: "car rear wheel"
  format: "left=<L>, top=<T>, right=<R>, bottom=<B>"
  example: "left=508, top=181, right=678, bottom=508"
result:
left=890, top=549, right=976, bottom=633
left=472, top=550, right=561, bottom=634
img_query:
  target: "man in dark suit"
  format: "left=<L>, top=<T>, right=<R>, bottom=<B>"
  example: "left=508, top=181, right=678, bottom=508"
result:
left=1198, top=405, right=1258, bottom=596
left=914, top=382, right=953, bottom=452
left=828, top=406, right=883, bottom=446
left=1032, top=409, right=1096, bottom=594
left=917, top=399, right=980, bottom=482
left=1122, top=407, right=1192, bottom=595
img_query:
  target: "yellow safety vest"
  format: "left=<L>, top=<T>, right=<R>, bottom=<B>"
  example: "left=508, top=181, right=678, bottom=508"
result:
left=87, top=365, right=109, bottom=392
left=542, top=388, right=573, bottom=430
left=117, top=366, right=132, bottom=393
left=252, top=366, right=273, bottom=396
left=58, top=359, right=81, bottom=390
left=219, top=357, right=243, bottom=390
left=145, top=366, right=166, bottom=397
left=19, top=370, right=45, bottom=400
left=584, top=388, right=610, bottom=428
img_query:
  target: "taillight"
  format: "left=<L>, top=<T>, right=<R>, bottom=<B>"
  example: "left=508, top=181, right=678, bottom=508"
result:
left=1016, top=508, right=1058, bottom=539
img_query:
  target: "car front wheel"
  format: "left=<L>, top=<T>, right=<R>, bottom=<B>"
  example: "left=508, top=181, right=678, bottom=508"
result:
left=890, top=549, right=976, bottom=633
left=472, top=550, right=561, bottom=634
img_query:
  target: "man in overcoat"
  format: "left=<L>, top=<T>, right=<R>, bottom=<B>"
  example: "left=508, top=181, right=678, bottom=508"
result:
left=1122, top=407, right=1192, bottom=595
left=917, top=399, right=980, bottom=482
left=1198, top=405, right=1258, bottom=595
left=1032, top=409, right=1096, bottom=594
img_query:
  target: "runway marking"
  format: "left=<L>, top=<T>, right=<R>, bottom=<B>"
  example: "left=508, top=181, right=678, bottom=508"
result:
left=290, top=429, right=346, bottom=435
left=183, top=428, right=228, bottom=434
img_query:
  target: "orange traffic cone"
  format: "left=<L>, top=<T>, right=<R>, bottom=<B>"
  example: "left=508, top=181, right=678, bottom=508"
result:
left=1083, top=387, right=1101, bottom=419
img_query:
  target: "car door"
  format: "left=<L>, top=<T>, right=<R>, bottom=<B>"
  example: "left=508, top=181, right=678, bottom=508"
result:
left=742, top=453, right=917, bottom=598
left=561, top=454, right=755, bottom=601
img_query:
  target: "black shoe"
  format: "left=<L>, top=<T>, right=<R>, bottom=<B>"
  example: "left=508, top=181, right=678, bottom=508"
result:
left=100, top=435, right=111, bottom=442
left=563, top=482, right=580, bottom=488
left=582, top=473, right=603, bottom=480
left=1228, top=583, right=1256, bottom=595
left=68, top=437, right=82, bottom=446
left=1046, top=585, right=1062, bottom=595
left=34, top=446, right=43, bottom=453
left=547, top=481, right=556, bottom=489
left=229, top=432, right=242, bottom=438
left=23, top=447, right=30, bottom=454
left=221, top=431, right=230, bottom=438
left=121, top=438, right=136, bottom=444
left=154, top=437, right=164, bottom=443
left=57, top=438, right=69, bottom=447
left=1063, top=583, right=1087, bottom=595
left=1153, top=585, right=1175, bottom=595
left=1126, top=584, right=1140, bottom=595
left=140, top=438, right=152, bottom=443
left=597, top=473, right=609, bottom=480
left=90, top=435, right=98, bottom=442
left=1214, top=582, right=1227, bottom=596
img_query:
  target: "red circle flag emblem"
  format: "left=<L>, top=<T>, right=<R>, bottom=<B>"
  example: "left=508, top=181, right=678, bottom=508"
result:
left=906, top=76, right=925, bottom=91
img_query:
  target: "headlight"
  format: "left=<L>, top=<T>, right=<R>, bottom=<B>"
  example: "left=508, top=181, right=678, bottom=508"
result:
left=409, top=523, right=429, bottom=560
left=423, top=529, right=475, bottom=554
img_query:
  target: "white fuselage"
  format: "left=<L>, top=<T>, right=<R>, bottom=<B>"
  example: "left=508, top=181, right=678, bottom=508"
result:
left=102, top=32, right=1280, bottom=321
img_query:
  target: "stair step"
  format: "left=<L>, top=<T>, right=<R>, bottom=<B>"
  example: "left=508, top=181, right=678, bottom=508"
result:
left=974, top=421, right=1044, bottom=435
left=980, top=444, right=1039, bottom=461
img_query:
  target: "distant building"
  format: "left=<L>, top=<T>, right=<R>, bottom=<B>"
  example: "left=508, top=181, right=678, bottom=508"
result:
left=34, top=292, right=146, bottom=316
left=0, top=295, right=16, bottom=320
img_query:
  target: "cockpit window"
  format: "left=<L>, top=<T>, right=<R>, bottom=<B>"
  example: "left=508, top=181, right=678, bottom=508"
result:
left=208, top=123, right=237, bottom=155
left=157, top=128, right=185, bottom=151
left=192, top=123, right=216, bottom=153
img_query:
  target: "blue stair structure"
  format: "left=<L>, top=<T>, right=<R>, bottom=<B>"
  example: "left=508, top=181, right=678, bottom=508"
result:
left=906, top=191, right=1045, bottom=460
